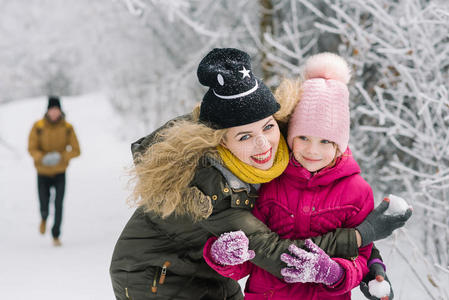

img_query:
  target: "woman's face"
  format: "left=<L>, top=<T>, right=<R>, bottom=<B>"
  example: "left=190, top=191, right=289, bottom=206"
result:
left=292, top=135, right=338, bottom=172
left=222, top=116, right=280, bottom=170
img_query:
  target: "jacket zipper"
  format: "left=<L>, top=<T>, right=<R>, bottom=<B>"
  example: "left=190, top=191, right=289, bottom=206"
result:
left=159, top=261, right=171, bottom=284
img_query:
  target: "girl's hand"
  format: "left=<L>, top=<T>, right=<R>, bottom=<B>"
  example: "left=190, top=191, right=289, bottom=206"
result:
left=280, top=239, right=344, bottom=285
left=210, top=230, right=255, bottom=265
left=360, top=263, right=393, bottom=300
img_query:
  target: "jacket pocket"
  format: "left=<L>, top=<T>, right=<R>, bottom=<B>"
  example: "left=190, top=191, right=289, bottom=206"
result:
left=123, top=268, right=155, bottom=299
left=258, top=200, right=295, bottom=236
left=125, top=262, right=171, bottom=299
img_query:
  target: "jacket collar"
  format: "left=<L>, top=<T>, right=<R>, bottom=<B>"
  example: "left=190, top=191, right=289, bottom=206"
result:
left=206, top=156, right=259, bottom=193
left=283, top=148, right=361, bottom=188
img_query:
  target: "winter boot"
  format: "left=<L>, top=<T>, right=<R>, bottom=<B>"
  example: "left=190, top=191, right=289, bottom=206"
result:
left=53, top=238, right=62, bottom=247
left=39, top=220, right=46, bottom=235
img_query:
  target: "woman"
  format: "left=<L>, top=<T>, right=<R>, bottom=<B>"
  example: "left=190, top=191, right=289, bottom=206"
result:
left=110, top=48, right=409, bottom=300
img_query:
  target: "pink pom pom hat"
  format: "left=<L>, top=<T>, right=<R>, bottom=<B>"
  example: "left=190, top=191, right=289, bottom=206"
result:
left=287, top=52, right=351, bottom=153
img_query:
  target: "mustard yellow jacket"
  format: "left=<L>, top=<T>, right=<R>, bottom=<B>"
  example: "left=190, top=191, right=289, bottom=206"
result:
left=28, top=116, right=80, bottom=176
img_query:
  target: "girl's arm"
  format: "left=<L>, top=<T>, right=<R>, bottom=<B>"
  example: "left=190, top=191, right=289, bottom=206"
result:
left=360, top=245, right=394, bottom=300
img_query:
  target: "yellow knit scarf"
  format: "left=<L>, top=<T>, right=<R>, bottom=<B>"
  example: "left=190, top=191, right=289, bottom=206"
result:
left=217, top=135, right=289, bottom=184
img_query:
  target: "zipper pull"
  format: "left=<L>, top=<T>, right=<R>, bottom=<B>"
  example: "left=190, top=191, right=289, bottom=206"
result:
left=152, top=268, right=159, bottom=293
left=159, top=261, right=171, bottom=285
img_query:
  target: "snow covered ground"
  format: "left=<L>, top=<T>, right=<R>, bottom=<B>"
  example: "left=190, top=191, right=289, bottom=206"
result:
left=0, top=94, right=445, bottom=299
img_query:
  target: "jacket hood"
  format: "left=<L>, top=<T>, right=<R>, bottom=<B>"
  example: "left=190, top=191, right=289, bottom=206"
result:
left=283, top=148, right=360, bottom=188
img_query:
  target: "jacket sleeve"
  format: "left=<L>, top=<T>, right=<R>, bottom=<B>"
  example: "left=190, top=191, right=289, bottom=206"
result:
left=369, top=243, right=383, bottom=261
left=317, top=183, right=374, bottom=296
left=62, top=124, right=80, bottom=162
left=195, top=169, right=359, bottom=279
left=28, top=122, right=44, bottom=163
left=202, top=236, right=254, bottom=281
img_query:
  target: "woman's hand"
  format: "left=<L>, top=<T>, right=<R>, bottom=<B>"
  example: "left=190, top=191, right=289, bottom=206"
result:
left=280, top=239, right=344, bottom=285
left=356, top=198, right=412, bottom=247
left=210, top=230, right=255, bottom=266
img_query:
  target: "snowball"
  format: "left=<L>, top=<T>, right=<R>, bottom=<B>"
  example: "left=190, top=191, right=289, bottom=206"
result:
left=368, top=278, right=390, bottom=298
left=385, top=194, right=411, bottom=216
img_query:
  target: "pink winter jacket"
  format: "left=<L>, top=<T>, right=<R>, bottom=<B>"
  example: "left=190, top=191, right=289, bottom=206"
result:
left=204, top=148, right=374, bottom=299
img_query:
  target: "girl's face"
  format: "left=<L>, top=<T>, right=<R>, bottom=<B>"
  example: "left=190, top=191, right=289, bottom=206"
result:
left=292, top=135, right=338, bottom=172
left=222, top=116, right=280, bottom=170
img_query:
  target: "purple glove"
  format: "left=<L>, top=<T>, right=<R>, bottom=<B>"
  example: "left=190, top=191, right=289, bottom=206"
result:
left=210, top=230, right=256, bottom=266
left=280, top=239, right=344, bottom=285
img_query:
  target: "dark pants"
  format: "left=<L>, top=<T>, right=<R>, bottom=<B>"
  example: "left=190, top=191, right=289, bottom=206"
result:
left=37, top=173, right=66, bottom=238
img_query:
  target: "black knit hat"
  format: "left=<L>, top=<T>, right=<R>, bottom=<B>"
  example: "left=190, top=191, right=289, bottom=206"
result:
left=197, top=48, right=280, bottom=129
left=47, top=96, right=61, bottom=110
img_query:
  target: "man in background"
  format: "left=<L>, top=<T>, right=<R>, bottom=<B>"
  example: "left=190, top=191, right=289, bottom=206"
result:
left=28, top=96, right=80, bottom=246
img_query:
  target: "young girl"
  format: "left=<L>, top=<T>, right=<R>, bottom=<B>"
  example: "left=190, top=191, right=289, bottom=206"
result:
left=204, top=53, right=379, bottom=299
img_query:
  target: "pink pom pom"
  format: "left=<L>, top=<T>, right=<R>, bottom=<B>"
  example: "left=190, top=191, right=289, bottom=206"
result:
left=305, top=52, right=351, bottom=84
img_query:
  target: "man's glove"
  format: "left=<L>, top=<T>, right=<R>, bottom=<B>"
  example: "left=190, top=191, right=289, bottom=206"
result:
left=356, top=198, right=412, bottom=247
left=41, top=152, right=61, bottom=166
left=360, top=262, right=393, bottom=300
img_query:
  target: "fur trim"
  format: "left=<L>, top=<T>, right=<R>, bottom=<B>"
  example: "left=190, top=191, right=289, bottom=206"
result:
left=305, top=52, right=351, bottom=84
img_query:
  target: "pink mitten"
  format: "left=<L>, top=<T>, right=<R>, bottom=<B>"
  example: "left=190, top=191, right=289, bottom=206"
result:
left=210, top=230, right=255, bottom=266
left=280, top=239, right=344, bottom=285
